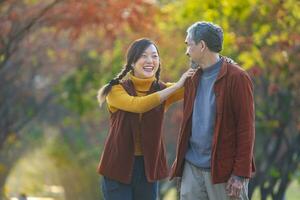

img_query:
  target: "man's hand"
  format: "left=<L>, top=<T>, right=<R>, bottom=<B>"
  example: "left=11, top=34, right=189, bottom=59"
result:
left=226, top=175, right=245, bottom=199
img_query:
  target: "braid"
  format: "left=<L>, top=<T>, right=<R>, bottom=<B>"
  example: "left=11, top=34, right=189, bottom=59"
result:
left=155, top=65, right=161, bottom=90
left=115, top=65, right=131, bottom=83
left=97, top=64, right=132, bottom=106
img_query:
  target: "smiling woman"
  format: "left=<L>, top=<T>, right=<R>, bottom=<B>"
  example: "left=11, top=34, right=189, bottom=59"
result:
left=96, top=38, right=195, bottom=200
left=132, top=44, right=160, bottom=79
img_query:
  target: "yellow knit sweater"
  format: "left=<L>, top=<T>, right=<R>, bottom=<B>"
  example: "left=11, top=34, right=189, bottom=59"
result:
left=106, top=74, right=184, bottom=155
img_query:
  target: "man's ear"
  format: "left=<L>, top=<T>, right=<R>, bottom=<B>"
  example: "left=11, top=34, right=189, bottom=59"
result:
left=200, top=40, right=206, bottom=52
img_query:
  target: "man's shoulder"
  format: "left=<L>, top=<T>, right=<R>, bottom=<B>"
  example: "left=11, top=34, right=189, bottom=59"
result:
left=224, top=61, right=253, bottom=86
left=225, top=60, right=249, bottom=78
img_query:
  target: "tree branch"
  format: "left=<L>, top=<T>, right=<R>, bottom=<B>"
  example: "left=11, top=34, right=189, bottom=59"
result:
left=0, top=0, right=63, bottom=73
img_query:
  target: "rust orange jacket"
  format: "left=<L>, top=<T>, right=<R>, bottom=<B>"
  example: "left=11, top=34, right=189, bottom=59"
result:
left=170, top=58, right=256, bottom=184
left=97, top=80, right=169, bottom=184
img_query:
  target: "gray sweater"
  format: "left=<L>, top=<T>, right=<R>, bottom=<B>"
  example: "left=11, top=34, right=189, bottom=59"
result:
left=185, top=59, right=222, bottom=168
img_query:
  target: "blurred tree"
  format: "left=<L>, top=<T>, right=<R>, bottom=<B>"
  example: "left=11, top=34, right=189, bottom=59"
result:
left=154, top=0, right=300, bottom=199
left=2, top=0, right=299, bottom=199
left=0, top=0, right=158, bottom=155
left=0, top=0, right=159, bottom=198
left=55, top=0, right=300, bottom=198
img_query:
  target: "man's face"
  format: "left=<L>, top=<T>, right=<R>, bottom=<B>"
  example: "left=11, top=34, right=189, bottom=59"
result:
left=185, top=34, right=205, bottom=64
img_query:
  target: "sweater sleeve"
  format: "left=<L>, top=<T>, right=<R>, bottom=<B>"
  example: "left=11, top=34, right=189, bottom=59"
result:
left=106, top=84, right=161, bottom=113
left=164, top=82, right=184, bottom=110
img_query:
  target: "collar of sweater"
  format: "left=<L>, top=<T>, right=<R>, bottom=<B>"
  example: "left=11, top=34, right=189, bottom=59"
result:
left=129, top=73, right=156, bottom=92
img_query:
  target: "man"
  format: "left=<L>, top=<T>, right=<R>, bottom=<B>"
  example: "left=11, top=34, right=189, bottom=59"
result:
left=170, top=21, right=256, bottom=200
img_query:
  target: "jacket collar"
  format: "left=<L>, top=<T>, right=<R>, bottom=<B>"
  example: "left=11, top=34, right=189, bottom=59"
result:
left=215, top=57, right=228, bottom=83
left=183, top=57, right=228, bottom=121
left=190, top=57, right=228, bottom=88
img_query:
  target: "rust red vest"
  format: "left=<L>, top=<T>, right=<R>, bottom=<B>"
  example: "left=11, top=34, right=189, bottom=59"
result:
left=97, top=80, right=169, bottom=184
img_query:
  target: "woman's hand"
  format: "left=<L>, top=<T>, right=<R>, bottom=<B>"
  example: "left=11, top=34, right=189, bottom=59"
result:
left=175, top=68, right=197, bottom=88
left=157, top=68, right=196, bottom=103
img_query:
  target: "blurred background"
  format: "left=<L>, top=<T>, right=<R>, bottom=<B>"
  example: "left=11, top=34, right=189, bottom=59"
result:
left=0, top=0, right=299, bottom=199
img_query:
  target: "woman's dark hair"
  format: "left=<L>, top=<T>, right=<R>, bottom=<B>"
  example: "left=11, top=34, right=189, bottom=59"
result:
left=97, top=38, right=161, bottom=106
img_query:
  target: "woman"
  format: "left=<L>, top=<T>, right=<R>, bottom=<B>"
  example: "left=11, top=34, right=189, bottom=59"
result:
left=97, top=38, right=195, bottom=200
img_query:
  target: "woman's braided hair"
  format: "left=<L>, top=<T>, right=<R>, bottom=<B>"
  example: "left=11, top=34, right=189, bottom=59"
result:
left=97, top=38, right=161, bottom=106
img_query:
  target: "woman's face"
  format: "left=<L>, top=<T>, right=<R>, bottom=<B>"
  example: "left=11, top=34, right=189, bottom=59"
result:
left=132, top=44, right=160, bottom=79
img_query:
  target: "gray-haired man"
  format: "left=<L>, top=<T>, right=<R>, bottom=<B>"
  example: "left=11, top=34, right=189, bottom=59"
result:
left=170, top=21, right=256, bottom=200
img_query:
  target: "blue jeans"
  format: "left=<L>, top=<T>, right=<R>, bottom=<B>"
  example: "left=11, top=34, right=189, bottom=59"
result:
left=101, top=156, right=158, bottom=200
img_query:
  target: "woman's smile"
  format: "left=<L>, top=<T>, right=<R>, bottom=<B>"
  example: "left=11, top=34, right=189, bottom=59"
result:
left=143, top=65, right=155, bottom=72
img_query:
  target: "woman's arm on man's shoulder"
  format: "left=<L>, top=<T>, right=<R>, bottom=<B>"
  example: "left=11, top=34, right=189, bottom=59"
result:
left=164, top=82, right=184, bottom=110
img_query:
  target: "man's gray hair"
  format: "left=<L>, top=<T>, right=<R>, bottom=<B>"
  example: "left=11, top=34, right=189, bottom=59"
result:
left=187, top=21, right=223, bottom=53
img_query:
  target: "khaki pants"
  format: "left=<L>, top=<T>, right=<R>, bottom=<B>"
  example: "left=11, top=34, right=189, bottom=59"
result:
left=180, top=161, right=249, bottom=200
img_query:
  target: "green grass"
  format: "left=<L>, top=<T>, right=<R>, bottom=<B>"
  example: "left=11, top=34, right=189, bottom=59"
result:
left=251, top=181, right=300, bottom=200
left=285, top=181, right=300, bottom=200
